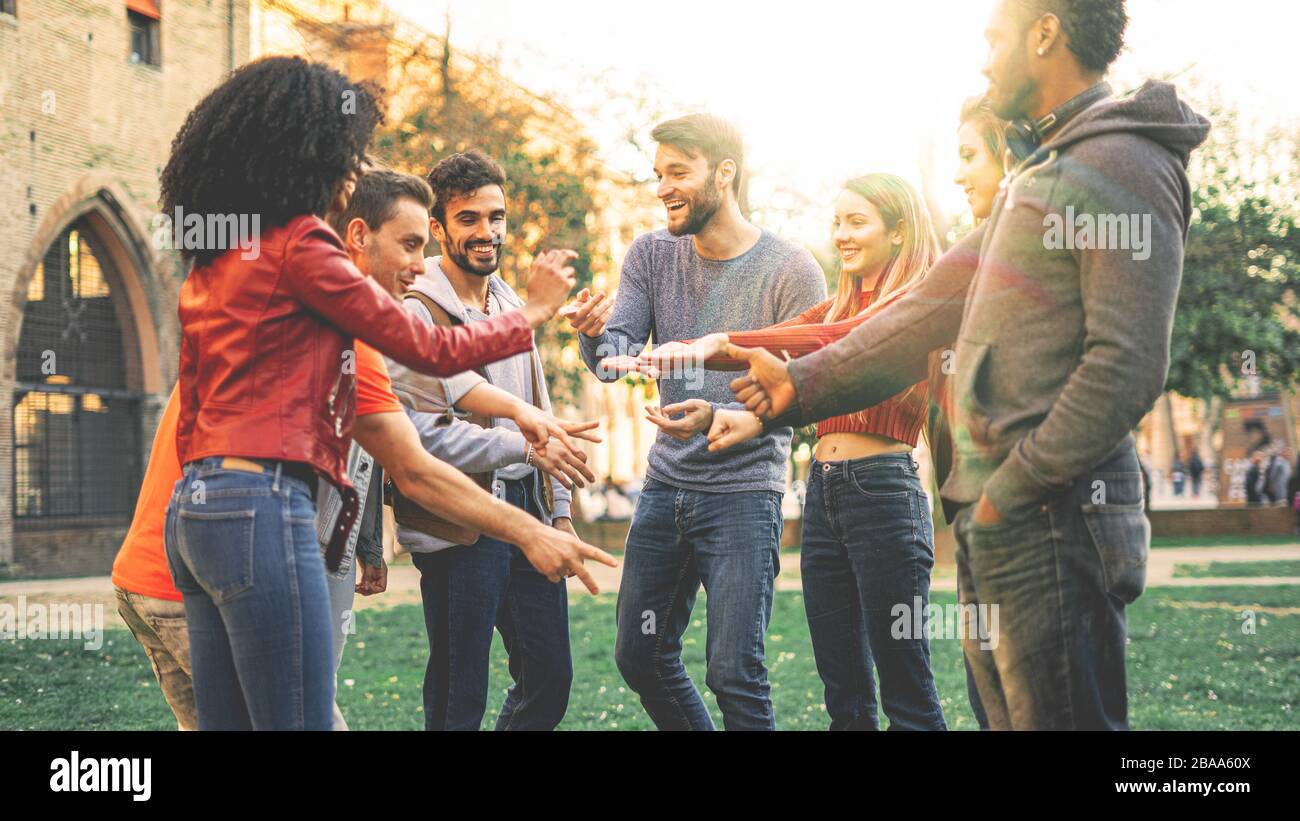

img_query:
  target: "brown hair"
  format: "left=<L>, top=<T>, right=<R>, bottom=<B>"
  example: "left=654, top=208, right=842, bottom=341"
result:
left=651, top=113, right=746, bottom=198
left=327, top=168, right=433, bottom=236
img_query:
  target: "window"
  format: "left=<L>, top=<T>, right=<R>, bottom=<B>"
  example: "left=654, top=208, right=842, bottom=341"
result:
left=0, top=1, right=16, bottom=18
left=127, top=1, right=160, bottom=67
left=14, top=222, right=143, bottom=523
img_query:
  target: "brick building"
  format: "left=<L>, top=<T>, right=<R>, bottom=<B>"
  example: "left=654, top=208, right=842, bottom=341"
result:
left=0, top=0, right=250, bottom=577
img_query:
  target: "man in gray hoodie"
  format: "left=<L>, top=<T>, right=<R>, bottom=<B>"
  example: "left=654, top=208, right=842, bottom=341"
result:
left=720, top=0, right=1210, bottom=729
left=386, top=151, right=599, bottom=730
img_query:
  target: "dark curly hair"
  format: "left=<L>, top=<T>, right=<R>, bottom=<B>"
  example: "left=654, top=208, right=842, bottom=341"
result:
left=1008, top=0, right=1128, bottom=73
left=425, top=150, right=507, bottom=225
left=160, top=56, right=383, bottom=265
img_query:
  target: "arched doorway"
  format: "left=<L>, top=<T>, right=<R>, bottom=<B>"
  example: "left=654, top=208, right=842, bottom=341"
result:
left=13, top=219, right=146, bottom=526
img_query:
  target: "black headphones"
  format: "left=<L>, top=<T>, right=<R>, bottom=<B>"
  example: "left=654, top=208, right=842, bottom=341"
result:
left=1003, top=82, right=1113, bottom=162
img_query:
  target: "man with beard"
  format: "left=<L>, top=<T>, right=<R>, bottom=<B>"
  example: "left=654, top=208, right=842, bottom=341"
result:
left=718, top=0, right=1210, bottom=730
left=386, top=151, right=598, bottom=730
left=568, top=114, right=826, bottom=730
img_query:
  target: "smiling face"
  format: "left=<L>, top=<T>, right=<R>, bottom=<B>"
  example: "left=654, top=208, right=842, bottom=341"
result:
left=356, top=197, right=430, bottom=297
left=955, top=121, right=1004, bottom=220
left=982, top=1, right=1039, bottom=122
left=431, top=184, right=507, bottom=277
left=832, top=188, right=900, bottom=282
left=653, top=143, right=725, bottom=237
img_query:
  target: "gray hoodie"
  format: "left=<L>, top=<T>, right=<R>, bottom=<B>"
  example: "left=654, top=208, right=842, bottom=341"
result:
left=784, top=80, right=1210, bottom=517
left=385, top=258, right=571, bottom=553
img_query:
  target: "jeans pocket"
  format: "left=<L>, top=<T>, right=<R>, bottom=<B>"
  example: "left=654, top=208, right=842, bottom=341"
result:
left=1080, top=501, right=1149, bottom=605
left=177, top=508, right=256, bottom=603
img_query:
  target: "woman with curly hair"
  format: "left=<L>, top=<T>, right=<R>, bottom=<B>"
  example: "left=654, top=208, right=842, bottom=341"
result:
left=159, top=56, right=576, bottom=730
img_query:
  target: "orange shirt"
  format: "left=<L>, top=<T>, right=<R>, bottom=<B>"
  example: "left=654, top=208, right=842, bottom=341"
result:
left=111, top=342, right=402, bottom=601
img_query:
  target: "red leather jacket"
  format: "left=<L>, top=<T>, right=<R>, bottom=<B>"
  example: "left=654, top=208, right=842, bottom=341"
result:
left=176, top=214, right=534, bottom=566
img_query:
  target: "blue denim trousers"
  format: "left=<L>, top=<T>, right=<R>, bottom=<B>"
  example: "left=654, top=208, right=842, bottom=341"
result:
left=411, top=478, right=572, bottom=731
left=163, top=458, right=335, bottom=730
left=614, top=478, right=783, bottom=731
left=953, top=442, right=1149, bottom=730
left=801, top=453, right=947, bottom=730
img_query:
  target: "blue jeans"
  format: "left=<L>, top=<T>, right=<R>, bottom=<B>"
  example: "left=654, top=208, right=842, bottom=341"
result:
left=960, top=572, right=991, bottom=731
left=163, top=458, right=335, bottom=730
left=953, top=442, right=1149, bottom=730
left=801, top=454, right=947, bottom=730
left=411, top=478, right=572, bottom=731
left=614, top=478, right=783, bottom=731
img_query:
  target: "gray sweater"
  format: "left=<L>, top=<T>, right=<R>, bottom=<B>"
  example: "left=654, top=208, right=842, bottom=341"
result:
left=783, top=80, right=1210, bottom=516
left=385, top=258, right=571, bottom=552
left=580, top=229, right=826, bottom=494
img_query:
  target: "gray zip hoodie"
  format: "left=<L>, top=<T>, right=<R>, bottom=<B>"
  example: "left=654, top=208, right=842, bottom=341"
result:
left=783, top=80, right=1210, bottom=517
left=385, top=258, right=571, bottom=552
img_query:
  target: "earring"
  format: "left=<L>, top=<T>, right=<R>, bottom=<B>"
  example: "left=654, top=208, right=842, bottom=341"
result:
left=1037, top=47, right=1046, bottom=56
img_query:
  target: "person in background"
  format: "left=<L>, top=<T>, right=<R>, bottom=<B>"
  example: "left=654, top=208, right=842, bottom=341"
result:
left=1188, top=448, right=1205, bottom=498
left=1245, top=450, right=1266, bottom=505
left=1288, top=451, right=1300, bottom=534
left=1170, top=454, right=1186, bottom=497
left=1266, top=448, right=1292, bottom=506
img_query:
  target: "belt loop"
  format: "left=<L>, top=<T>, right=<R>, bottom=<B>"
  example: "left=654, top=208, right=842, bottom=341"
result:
left=272, top=461, right=282, bottom=492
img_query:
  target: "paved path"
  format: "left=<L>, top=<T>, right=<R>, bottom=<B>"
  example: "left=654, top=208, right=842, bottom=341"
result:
left=3, top=544, right=1298, bottom=630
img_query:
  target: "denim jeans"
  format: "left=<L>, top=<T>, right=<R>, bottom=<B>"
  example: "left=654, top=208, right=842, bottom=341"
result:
left=953, top=442, right=1149, bottom=730
left=164, top=458, right=335, bottom=730
left=801, top=454, right=947, bottom=730
left=412, top=478, right=572, bottom=731
left=614, top=478, right=783, bottom=731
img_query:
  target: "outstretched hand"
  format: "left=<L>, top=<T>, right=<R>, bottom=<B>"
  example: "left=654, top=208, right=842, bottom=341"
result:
left=644, top=399, right=714, bottom=440
left=598, top=334, right=730, bottom=380
left=726, top=344, right=797, bottom=420
left=707, top=408, right=764, bottom=453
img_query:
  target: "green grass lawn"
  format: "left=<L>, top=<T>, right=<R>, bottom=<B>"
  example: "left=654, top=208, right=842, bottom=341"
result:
left=1174, top=560, right=1300, bottom=578
left=1152, top=534, right=1300, bottom=548
left=2, top=585, right=1297, bottom=730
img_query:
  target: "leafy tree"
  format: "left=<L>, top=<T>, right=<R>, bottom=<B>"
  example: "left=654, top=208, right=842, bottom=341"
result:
left=1168, top=92, right=1300, bottom=400
left=371, top=29, right=605, bottom=406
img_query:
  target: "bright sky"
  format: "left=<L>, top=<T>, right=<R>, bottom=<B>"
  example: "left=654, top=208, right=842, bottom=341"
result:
left=389, top=0, right=1300, bottom=246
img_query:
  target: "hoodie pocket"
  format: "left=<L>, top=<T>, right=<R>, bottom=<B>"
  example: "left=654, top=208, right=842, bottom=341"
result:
left=952, top=340, right=992, bottom=446
left=1080, top=500, right=1150, bottom=605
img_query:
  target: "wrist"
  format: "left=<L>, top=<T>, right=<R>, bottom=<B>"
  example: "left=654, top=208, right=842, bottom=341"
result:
left=521, top=302, right=550, bottom=329
left=511, top=397, right=535, bottom=424
left=504, top=506, right=545, bottom=547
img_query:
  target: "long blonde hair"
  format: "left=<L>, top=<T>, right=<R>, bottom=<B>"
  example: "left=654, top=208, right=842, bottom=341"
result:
left=826, top=173, right=940, bottom=323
